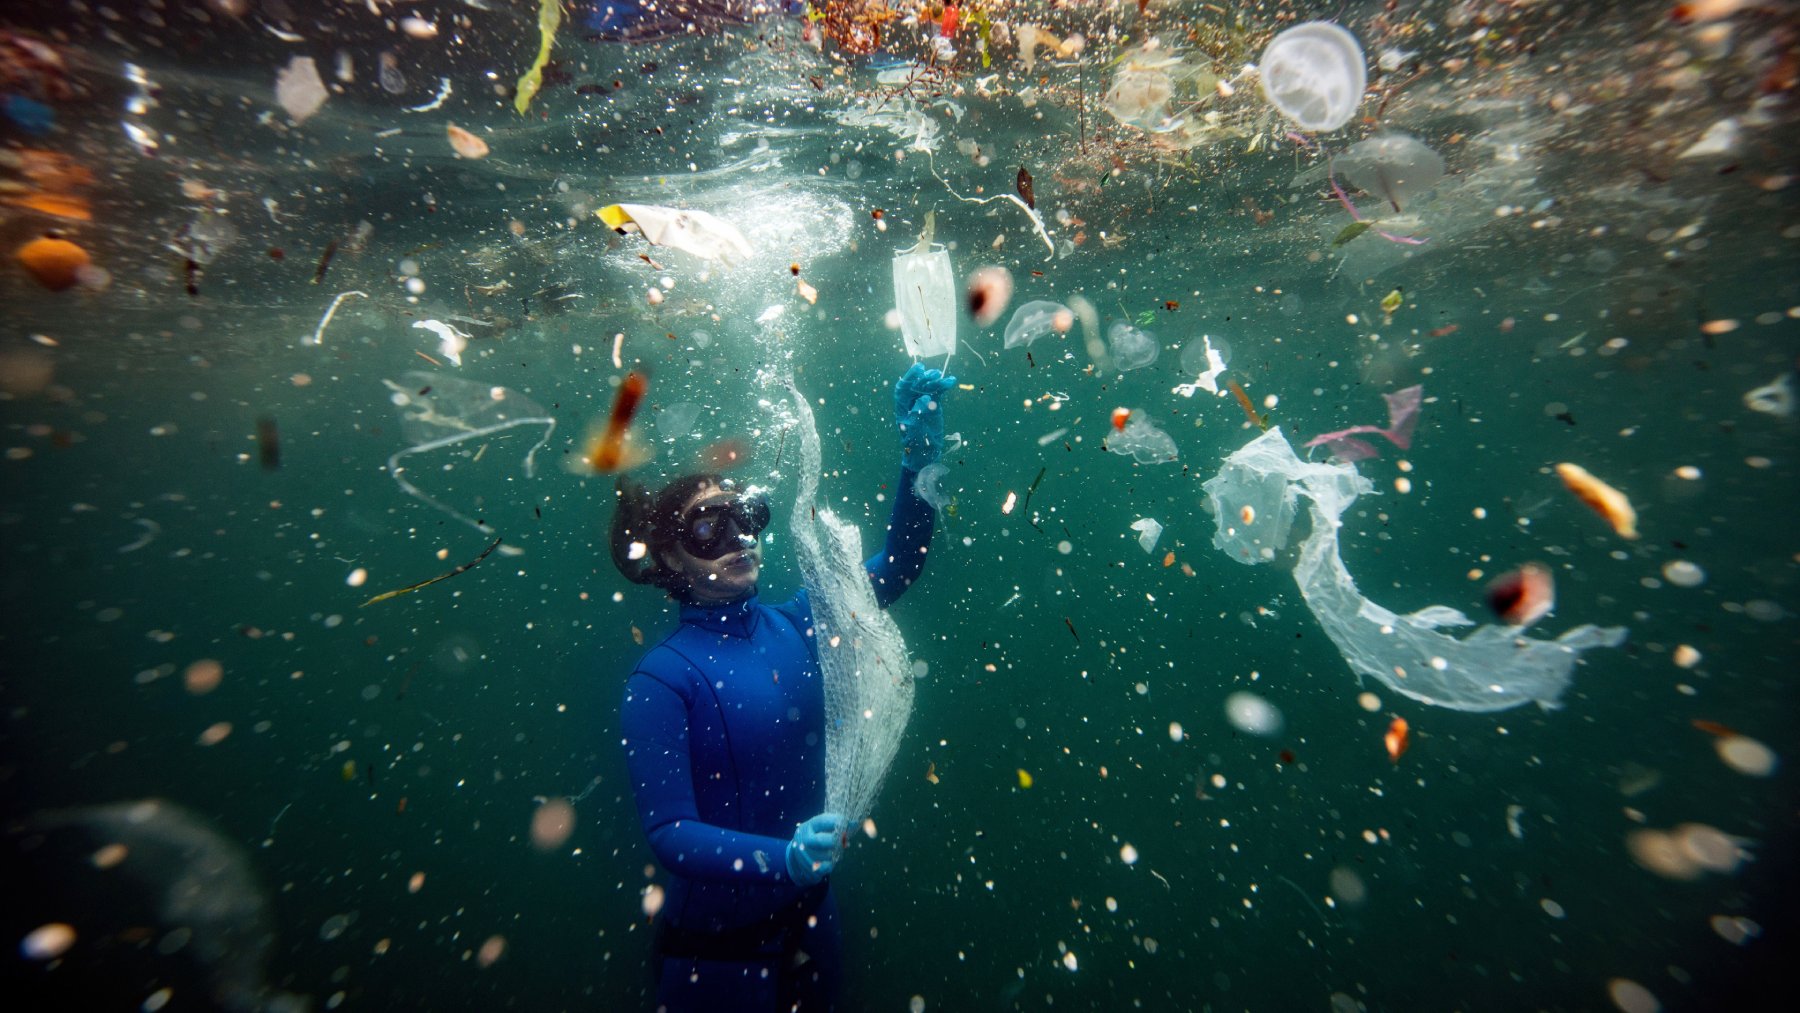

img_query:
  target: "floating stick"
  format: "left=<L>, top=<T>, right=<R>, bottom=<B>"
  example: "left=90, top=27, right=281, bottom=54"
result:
left=362, top=536, right=502, bottom=606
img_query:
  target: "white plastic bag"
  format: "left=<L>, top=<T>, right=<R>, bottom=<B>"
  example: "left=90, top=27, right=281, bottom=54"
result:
left=597, top=203, right=754, bottom=266
left=1202, top=428, right=1626, bottom=711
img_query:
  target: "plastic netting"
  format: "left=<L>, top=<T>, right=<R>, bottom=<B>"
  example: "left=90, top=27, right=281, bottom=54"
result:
left=785, top=377, right=914, bottom=826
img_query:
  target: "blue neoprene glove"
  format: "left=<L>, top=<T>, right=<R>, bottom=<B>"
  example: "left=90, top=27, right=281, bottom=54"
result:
left=894, top=363, right=957, bottom=468
left=786, top=812, right=846, bottom=887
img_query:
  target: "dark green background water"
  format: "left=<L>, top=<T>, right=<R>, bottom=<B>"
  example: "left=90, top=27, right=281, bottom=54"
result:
left=2, top=2, right=1794, bottom=1010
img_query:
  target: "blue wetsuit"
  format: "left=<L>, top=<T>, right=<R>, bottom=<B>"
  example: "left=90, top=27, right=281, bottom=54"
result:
left=621, top=467, right=935, bottom=1012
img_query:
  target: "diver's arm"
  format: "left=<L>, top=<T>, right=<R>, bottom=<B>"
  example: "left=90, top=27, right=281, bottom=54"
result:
left=867, top=363, right=955, bottom=608
left=621, top=670, right=806, bottom=886
left=864, top=467, right=935, bottom=609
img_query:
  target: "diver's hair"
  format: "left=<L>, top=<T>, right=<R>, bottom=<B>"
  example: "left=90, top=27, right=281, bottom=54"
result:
left=610, top=473, right=724, bottom=594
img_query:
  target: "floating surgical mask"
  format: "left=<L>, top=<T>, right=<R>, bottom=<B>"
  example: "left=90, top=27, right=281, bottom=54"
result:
left=893, top=211, right=956, bottom=359
left=1202, top=428, right=1625, bottom=712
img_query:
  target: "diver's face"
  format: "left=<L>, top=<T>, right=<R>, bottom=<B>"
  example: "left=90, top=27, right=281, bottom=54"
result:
left=667, top=483, right=763, bottom=602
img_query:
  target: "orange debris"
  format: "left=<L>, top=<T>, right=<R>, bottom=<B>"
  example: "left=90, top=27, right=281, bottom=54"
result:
left=1384, top=717, right=1410, bottom=762
left=15, top=234, right=89, bottom=290
left=1554, top=462, right=1639, bottom=539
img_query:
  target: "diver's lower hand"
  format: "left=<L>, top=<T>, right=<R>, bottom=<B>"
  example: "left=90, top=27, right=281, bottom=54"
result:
left=785, top=812, right=846, bottom=887
left=894, top=363, right=957, bottom=468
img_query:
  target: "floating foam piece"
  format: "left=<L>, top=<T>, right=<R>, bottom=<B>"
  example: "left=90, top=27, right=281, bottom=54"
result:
left=1202, top=428, right=1625, bottom=711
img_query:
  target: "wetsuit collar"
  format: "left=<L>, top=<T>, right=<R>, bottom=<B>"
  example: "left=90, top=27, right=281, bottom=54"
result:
left=678, top=589, right=760, bottom=638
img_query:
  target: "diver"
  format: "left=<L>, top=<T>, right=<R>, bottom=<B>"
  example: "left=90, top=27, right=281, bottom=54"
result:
left=611, top=362, right=956, bottom=1011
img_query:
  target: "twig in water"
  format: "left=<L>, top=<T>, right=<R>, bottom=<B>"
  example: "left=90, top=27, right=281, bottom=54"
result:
left=362, top=536, right=503, bottom=606
left=308, top=290, right=368, bottom=346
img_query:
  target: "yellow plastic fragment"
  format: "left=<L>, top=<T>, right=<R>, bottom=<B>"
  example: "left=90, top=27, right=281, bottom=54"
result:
left=1016, top=769, right=1034, bottom=789
left=596, top=204, right=632, bottom=231
left=514, top=0, right=564, bottom=116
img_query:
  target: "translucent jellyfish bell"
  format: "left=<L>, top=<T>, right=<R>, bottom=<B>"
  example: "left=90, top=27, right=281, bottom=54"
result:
left=1259, top=21, right=1366, bottom=132
left=1180, top=335, right=1230, bottom=374
left=1103, top=65, right=1176, bottom=132
left=913, top=461, right=952, bottom=511
left=1335, top=133, right=1445, bottom=212
left=1107, top=413, right=1179, bottom=465
left=1004, top=300, right=1073, bottom=349
left=1108, top=321, right=1159, bottom=371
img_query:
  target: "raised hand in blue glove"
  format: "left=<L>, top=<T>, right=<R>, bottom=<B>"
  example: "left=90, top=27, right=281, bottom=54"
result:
left=786, top=812, right=846, bottom=887
left=894, top=362, right=958, bottom=469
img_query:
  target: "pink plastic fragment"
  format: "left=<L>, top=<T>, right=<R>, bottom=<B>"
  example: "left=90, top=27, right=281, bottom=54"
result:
left=1318, top=435, right=1379, bottom=462
left=1305, top=385, right=1424, bottom=459
left=1329, top=164, right=1429, bottom=246
left=1380, top=385, right=1422, bottom=449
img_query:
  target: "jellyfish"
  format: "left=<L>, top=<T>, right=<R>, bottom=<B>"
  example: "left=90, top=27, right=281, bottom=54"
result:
left=1108, top=321, right=1159, bottom=371
left=1258, top=21, right=1366, bottom=132
left=913, top=461, right=952, bottom=512
left=1003, top=300, right=1073, bottom=349
left=1107, top=413, right=1179, bottom=465
left=1334, top=134, right=1444, bottom=213
left=655, top=401, right=703, bottom=441
left=1104, top=64, right=1176, bottom=132
left=8, top=799, right=305, bottom=1012
left=1174, top=335, right=1230, bottom=397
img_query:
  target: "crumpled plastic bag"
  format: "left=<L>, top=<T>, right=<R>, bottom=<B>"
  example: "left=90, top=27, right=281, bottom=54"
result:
left=1202, top=428, right=1626, bottom=712
left=597, top=203, right=754, bottom=266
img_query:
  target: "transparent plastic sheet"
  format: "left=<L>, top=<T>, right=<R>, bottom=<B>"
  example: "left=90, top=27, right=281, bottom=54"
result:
left=382, top=371, right=555, bottom=535
left=785, top=377, right=914, bottom=828
left=1203, top=429, right=1626, bottom=712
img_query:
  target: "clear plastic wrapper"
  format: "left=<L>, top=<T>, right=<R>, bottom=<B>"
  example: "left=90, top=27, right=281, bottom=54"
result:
left=1203, top=429, right=1625, bottom=711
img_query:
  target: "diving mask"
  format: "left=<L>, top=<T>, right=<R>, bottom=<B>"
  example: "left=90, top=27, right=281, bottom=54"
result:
left=678, top=489, right=771, bottom=560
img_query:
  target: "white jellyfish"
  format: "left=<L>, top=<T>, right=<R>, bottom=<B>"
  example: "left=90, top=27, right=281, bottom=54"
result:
left=1107, top=413, right=1179, bottom=465
left=1108, top=321, right=1159, bottom=371
left=1334, top=133, right=1445, bottom=212
left=1259, top=21, right=1366, bottom=132
left=1004, top=300, right=1073, bottom=349
left=913, top=461, right=953, bottom=511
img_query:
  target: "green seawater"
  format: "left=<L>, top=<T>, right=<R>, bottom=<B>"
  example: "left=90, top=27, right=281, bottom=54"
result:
left=2, top=3, right=1795, bottom=1011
